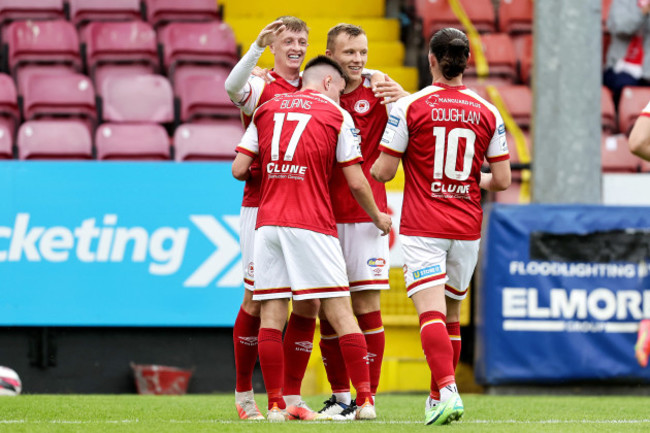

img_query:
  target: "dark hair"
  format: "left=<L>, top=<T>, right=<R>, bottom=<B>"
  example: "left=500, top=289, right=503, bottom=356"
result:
left=326, top=23, right=366, bottom=51
left=429, top=28, right=470, bottom=80
left=303, top=55, right=349, bottom=85
left=275, top=15, right=309, bottom=34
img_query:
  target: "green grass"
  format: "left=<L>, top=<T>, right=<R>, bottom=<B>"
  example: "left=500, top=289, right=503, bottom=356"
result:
left=1, top=394, right=650, bottom=432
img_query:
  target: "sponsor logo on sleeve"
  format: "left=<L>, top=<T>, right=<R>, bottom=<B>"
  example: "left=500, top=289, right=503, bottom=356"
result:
left=388, top=115, right=400, bottom=127
left=498, top=124, right=505, bottom=135
left=381, top=128, right=396, bottom=145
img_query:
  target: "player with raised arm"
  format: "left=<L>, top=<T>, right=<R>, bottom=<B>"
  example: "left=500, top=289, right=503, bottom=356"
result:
left=370, top=28, right=511, bottom=425
left=232, top=56, right=391, bottom=422
left=314, top=23, right=409, bottom=421
left=224, top=17, right=319, bottom=420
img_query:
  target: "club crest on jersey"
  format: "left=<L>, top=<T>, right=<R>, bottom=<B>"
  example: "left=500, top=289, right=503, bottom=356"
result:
left=413, top=265, right=442, bottom=280
left=247, top=262, right=254, bottom=278
left=425, top=93, right=441, bottom=108
left=367, top=258, right=386, bottom=268
left=387, top=115, right=400, bottom=127
left=354, top=99, right=370, bottom=113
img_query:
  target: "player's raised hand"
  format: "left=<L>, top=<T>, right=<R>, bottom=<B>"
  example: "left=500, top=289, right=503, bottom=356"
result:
left=255, top=20, right=286, bottom=48
left=251, top=66, right=273, bottom=83
left=373, top=74, right=410, bottom=104
left=373, top=212, right=392, bottom=236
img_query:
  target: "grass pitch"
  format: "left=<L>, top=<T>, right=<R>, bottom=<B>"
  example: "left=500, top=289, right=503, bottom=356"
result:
left=1, top=394, right=649, bottom=433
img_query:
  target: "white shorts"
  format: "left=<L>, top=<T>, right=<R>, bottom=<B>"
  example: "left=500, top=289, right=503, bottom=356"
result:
left=240, top=206, right=257, bottom=291
left=253, top=226, right=351, bottom=301
left=400, top=235, right=480, bottom=300
left=337, top=222, right=390, bottom=292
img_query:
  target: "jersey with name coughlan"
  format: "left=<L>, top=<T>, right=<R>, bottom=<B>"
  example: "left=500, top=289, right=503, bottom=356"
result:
left=329, top=77, right=390, bottom=223
left=379, top=83, right=509, bottom=240
left=236, top=71, right=301, bottom=208
left=236, top=89, right=362, bottom=237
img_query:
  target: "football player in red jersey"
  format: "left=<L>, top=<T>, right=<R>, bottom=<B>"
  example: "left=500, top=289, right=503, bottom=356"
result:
left=371, top=28, right=511, bottom=425
left=314, top=23, right=409, bottom=420
left=233, top=55, right=392, bottom=422
left=224, top=17, right=320, bottom=420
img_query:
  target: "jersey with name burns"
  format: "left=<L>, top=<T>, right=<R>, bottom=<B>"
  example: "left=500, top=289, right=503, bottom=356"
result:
left=329, top=77, right=390, bottom=223
left=236, top=89, right=362, bottom=237
left=233, top=71, right=301, bottom=208
left=380, top=83, right=509, bottom=240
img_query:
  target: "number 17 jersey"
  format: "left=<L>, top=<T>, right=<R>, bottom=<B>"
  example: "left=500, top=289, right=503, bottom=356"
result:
left=379, top=83, right=509, bottom=240
left=236, top=89, right=362, bottom=237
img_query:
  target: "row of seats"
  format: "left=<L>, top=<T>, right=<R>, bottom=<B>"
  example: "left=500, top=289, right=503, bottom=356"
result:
left=0, top=119, right=243, bottom=161
left=0, top=0, right=220, bottom=29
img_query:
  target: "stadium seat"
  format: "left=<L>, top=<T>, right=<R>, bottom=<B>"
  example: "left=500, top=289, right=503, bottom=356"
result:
left=0, top=122, right=12, bottom=159
left=144, top=0, right=219, bottom=28
left=101, top=74, right=174, bottom=123
left=0, top=73, right=19, bottom=135
left=157, top=22, right=238, bottom=82
left=174, top=120, right=243, bottom=161
left=15, top=65, right=77, bottom=98
left=21, top=73, right=96, bottom=127
left=3, top=20, right=81, bottom=76
left=96, top=123, right=170, bottom=160
left=465, top=84, right=490, bottom=101
left=641, top=158, right=650, bottom=173
left=601, top=86, right=617, bottom=133
left=601, top=134, right=640, bottom=172
left=512, top=33, right=533, bottom=84
left=17, top=120, right=92, bottom=160
left=504, top=130, right=531, bottom=181
left=493, top=85, right=532, bottom=129
left=618, top=86, right=650, bottom=134
left=415, top=0, right=496, bottom=40
left=0, top=0, right=65, bottom=28
left=498, top=0, right=533, bottom=34
left=176, top=68, right=240, bottom=122
left=465, top=33, right=518, bottom=85
left=82, top=21, right=159, bottom=82
left=69, top=0, right=142, bottom=28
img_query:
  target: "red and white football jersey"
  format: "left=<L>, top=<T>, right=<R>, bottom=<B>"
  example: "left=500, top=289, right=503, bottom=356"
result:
left=379, top=83, right=509, bottom=240
left=231, top=71, right=301, bottom=207
left=329, top=77, right=390, bottom=223
left=640, top=100, right=650, bottom=118
left=236, top=89, right=362, bottom=237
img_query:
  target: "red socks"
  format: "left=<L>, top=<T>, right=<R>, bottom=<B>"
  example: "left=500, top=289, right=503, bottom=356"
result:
left=419, top=311, right=455, bottom=391
left=258, top=328, right=285, bottom=409
left=233, top=307, right=260, bottom=393
left=283, top=313, right=316, bottom=396
left=357, top=311, right=385, bottom=395
left=447, top=321, right=461, bottom=371
left=319, top=319, right=350, bottom=393
left=339, top=333, right=372, bottom=405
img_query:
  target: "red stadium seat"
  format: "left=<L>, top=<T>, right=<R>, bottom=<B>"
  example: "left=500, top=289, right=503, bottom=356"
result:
left=3, top=20, right=81, bottom=75
left=158, top=22, right=238, bottom=82
left=96, top=123, right=170, bottom=160
left=465, top=84, right=490, bottom=101
left=601, top=134, right=640, bottom=172
left=465, top=33, right=518, bottom=85
left=641, top=159, right=650, bottom=172
left=0, top=73, right=19, bottom=135
left=618, top=86, right=650, bottom=134
left=144, top=0, right=219, bottom=28
left=93, top=64, right=157, bottom=97
left=0, top=0, right=65, bottom=28
left=174, top=120, right=243, bottom=161
left=21, top=73, right=96, bottom=127
left=101, top=74, right=174, bottom=123
left=82, top=21, right=159, bottom=81
left=15, top=65, right=77, bottom=97
left=415, top=0, right=496, bottom=40
left=513, top=33, right=533, bottom=84
left=176, top=67, right=240, bottom=121
left=69, top=0, right=142, bottom=28
left=493, top=85, right=532, bottom=129
left=498, top=0, right=533, bottom=34
left=0, top=122, right=12, bottom=159
left=17, top=120, right=92, bottom=160
left=601, top=86, right=616, bottom=133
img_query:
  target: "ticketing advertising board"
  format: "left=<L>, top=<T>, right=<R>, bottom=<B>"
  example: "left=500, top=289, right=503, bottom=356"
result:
left=476, top=204, right=650, bottom=384
left=0, top=162, right=245, bottom=327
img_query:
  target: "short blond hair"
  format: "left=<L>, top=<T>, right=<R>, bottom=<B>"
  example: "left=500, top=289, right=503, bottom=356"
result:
left=326, top=23, right=365, bottom=51
left=276, top=16, right=309, bottom=34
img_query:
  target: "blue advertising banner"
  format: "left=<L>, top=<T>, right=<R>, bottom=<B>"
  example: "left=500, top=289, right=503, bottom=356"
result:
left=0, top=162, right=245, bottom=327
left=476, top=204, right=650, bottom=384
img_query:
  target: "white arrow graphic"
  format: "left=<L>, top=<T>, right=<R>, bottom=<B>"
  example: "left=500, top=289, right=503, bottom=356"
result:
left=184, top=215, right=239, bottom=288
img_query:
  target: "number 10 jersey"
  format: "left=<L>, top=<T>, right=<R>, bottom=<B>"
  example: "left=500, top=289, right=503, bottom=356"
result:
left=379, top=83, right=509, bottom=240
